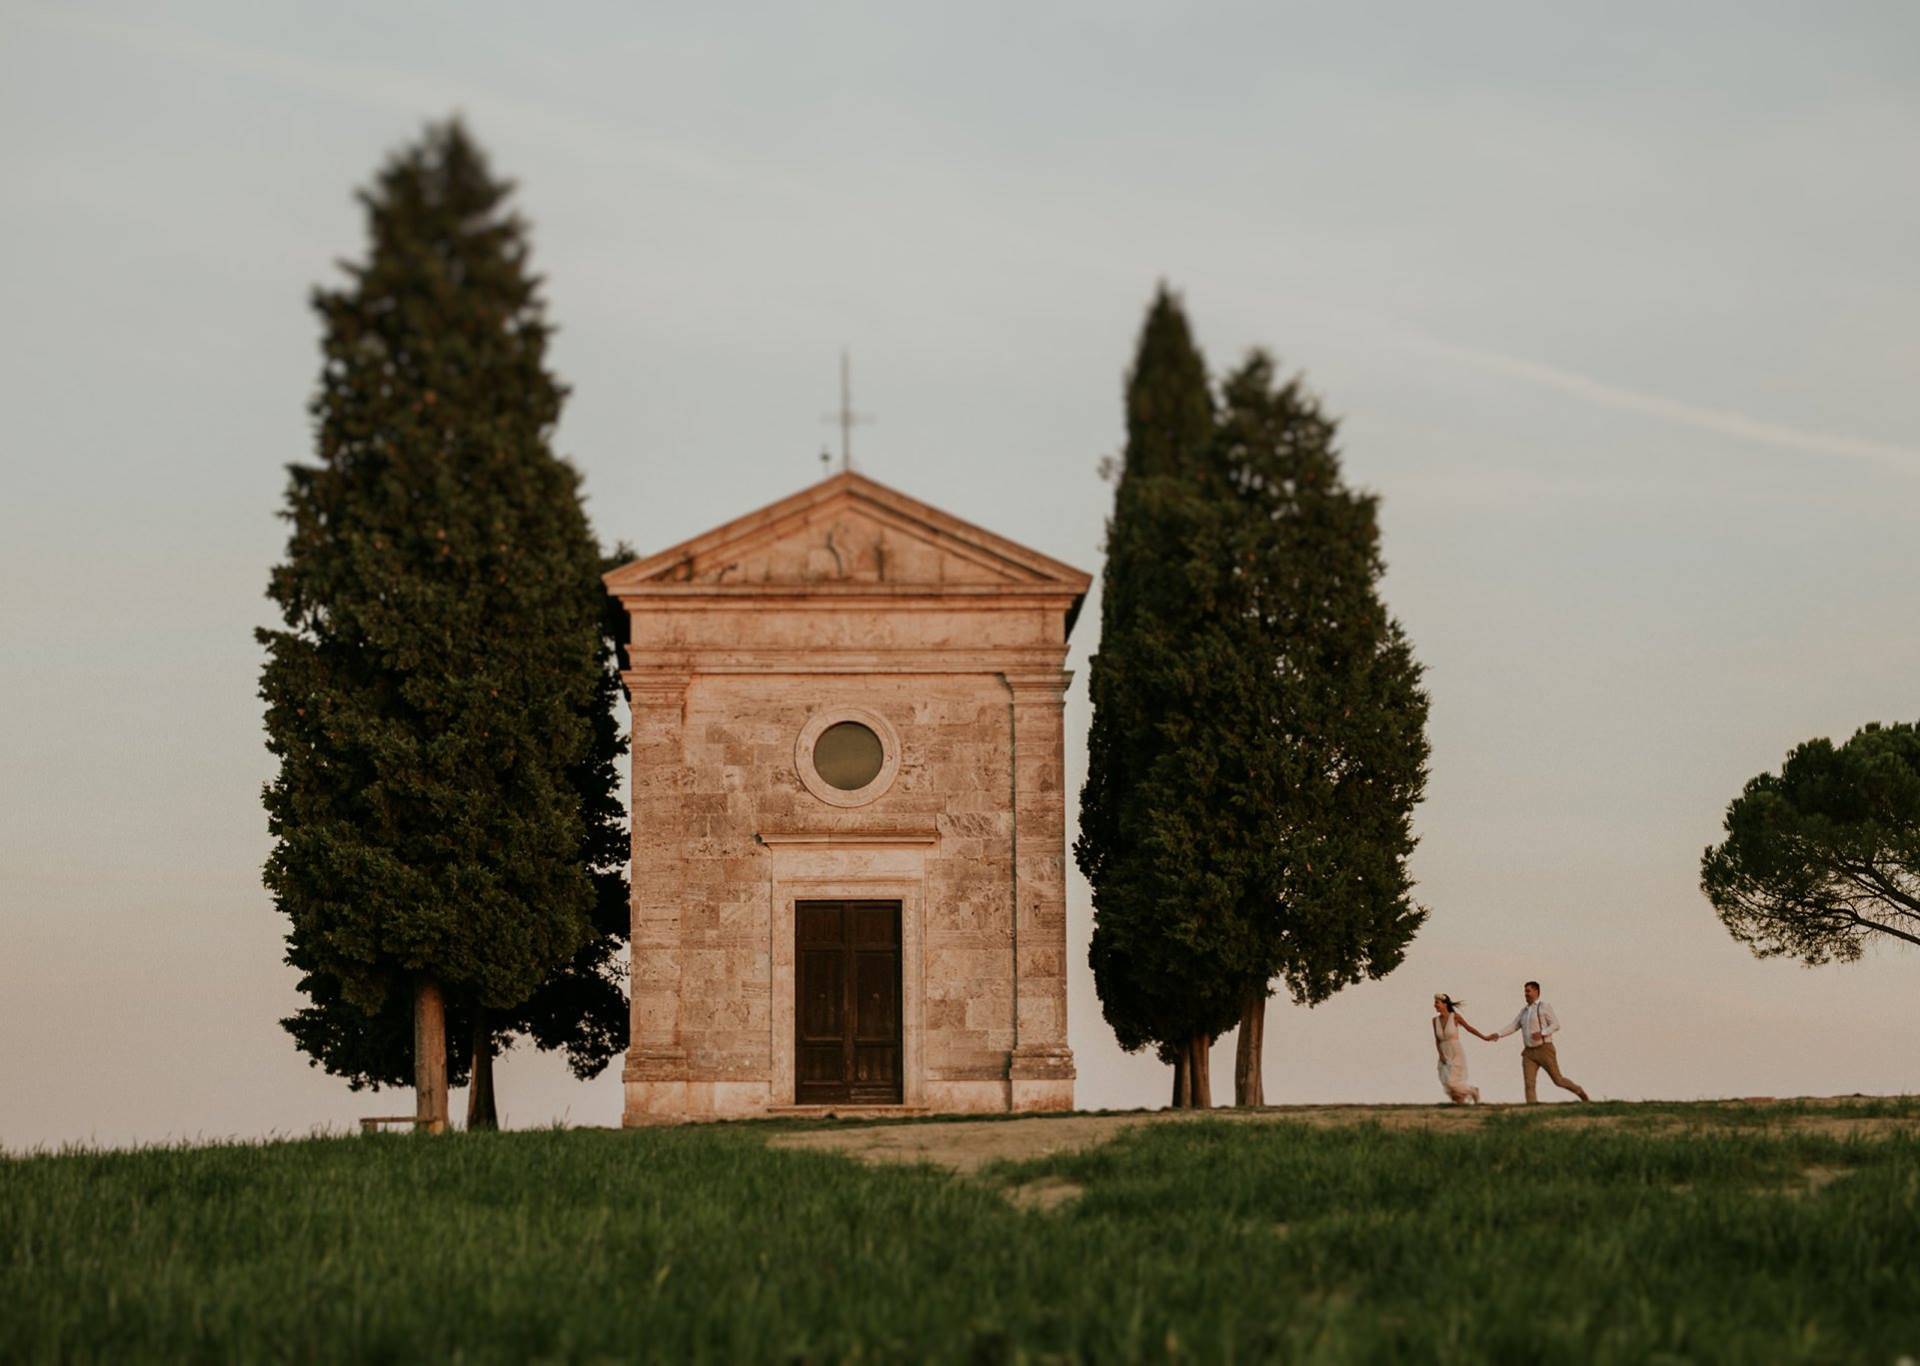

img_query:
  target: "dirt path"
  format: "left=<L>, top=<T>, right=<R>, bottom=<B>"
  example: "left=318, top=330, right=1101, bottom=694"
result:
left=767, top=1099, right=1918, bottom=1174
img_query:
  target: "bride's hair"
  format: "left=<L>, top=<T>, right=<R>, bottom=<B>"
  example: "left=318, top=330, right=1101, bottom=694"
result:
left=1436, top=994, right=1462, bottom=1012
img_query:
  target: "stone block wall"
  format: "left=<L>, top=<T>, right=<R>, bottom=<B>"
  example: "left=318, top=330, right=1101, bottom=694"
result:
left=624, top=668, right=1075, bottom=1120
left=608, top=472, right=1087, bottom=1123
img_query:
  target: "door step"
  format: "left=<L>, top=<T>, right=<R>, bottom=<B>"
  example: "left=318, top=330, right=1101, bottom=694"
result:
left=764, top=1105, right=931, bottom=1119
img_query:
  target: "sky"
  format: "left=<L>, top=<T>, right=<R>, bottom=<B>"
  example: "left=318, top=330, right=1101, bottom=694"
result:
left=2, top=1, right=1916, bottom=1151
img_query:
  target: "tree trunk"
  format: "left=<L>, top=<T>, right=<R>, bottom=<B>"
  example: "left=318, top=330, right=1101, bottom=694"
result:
left=413, top=975, right=449, bottom=1134
left=1171, top=1046, right=1191, bottom=1109
left=1189, top=1033, right=1213, bottom=1109
left=1235, top=990, right=1266, bottom=1108
left=466, top=1006, right=498, bottom=1132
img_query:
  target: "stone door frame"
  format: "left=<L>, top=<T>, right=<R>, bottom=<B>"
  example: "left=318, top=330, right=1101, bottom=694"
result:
left=761, top=832, right=932, bottom=1109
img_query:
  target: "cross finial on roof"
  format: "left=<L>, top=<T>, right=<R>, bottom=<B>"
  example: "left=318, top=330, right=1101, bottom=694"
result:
left=821, top=349, right=872, bottom=474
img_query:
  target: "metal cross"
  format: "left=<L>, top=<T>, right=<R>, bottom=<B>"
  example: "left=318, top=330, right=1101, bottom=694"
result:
left=821, top=349, right=872, bottom=474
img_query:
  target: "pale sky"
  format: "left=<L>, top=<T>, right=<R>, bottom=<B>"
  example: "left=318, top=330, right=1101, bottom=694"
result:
left=3, top=2, right=1916, bottom=1151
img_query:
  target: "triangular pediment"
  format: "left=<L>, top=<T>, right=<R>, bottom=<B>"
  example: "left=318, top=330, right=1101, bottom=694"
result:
left=604, top=471, right=1091, bottom=596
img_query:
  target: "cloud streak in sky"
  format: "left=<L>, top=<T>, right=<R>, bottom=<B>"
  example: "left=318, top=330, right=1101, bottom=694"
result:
left=1412, top=336, right=1920, bottom=477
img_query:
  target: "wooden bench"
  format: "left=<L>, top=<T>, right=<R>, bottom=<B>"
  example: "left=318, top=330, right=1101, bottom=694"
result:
left=359, top=1115, right=428, bottom=1134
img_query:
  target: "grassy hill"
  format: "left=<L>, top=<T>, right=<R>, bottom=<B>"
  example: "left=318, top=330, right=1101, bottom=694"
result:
left=4, top=1099, right=1917, bottom=1363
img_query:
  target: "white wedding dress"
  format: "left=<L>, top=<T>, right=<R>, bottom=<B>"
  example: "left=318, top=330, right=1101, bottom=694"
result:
left=1434, top=1014, right=1480, bottom=1103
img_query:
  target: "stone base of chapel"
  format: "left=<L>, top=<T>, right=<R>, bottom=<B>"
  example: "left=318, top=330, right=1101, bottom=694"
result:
left=621, top=1080, right=770, bottom=1125
left=622, top=1070, right=1074, bottom=1126
left=1009, top=1043, right=1078, bottom=1113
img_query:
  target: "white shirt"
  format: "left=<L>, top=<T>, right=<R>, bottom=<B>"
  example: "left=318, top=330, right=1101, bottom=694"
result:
left=1493, top=1000, right=1560, bottom=1046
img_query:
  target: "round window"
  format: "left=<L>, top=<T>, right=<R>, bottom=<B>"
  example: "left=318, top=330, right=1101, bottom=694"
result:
left=812, top=721, right=884, bottom=791
left=795, top=707, right=900, bottom=807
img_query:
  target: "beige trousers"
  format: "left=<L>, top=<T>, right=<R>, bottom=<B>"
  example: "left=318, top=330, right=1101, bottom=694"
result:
left=1520, top=1041, right=1588, bottom=1103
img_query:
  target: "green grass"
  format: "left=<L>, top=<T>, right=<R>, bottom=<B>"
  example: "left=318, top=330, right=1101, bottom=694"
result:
left=3, top=1104, right=1917, bottom=1363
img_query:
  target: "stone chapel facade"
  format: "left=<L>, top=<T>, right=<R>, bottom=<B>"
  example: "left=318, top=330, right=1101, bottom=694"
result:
left=604, top=471, right=1091, bottom=1122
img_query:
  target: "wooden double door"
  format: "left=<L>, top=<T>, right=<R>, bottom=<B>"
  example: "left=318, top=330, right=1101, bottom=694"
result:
left=795, top=900, right=903, bottom=1105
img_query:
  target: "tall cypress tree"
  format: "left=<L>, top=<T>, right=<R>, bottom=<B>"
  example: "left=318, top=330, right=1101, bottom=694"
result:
left=259, top=121, right=620, bottom=1131
left=277, top=551, right=630, bottom=1127
left=1189, top=353, right=1430, bottom=1106
left=1081, top=293, right=1431, bottom=1110
left=1079, top=287, right=1241, bottom=1106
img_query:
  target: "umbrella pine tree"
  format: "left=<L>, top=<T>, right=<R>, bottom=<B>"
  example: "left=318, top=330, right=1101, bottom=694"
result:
left=1701, top=721, right=1920, bottom=962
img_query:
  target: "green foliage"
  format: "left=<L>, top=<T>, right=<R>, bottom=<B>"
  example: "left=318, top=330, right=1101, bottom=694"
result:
left=277, top=557, right=630, bottom=1090
left=1080, top=287, right=1242, bottom=1059
left=1701, top=721, right=1920, bottom=963
left=5, top=1109, right=1918, bottom=1361
left=1202, top=353, right=1430, bottom=1005
left=258, top=121, right=627, bottom=1081
left=279, top=967, right=468, bottom=1089
left=1080, top=289, right=1430, bottom=1067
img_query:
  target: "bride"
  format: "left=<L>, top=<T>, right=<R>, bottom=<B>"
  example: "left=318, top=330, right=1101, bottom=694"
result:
left=1432, top=994, right=1485, bottom=1104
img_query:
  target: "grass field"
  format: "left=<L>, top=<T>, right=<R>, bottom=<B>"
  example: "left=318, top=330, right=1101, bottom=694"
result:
left=4, top=1100, right=1917, bottom=1363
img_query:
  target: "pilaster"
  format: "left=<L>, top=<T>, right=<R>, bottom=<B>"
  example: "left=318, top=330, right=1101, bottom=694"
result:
left=1005, top=668, right=1076, bottom=1111
left=622, top=670, right=692, bottom=1124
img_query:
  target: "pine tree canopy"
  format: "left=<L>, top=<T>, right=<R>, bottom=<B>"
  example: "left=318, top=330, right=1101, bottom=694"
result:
left=1080, top=290, right=1431, bottom=1071
left=1701, top=721, right=1920, bottom=963
left=258, top=122, right=627, bottom=1067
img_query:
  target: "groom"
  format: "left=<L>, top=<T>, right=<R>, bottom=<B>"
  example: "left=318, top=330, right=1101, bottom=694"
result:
left=1486, top=980, right=1589, bottom=1103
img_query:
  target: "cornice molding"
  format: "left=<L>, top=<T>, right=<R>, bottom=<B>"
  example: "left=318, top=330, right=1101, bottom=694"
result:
left=1003, top=669, right=1074, bottom=702
left=610, top=584, right=1085, bottom=607
left=756, top=828, right=940, bottom=849
left=621, top=670, right=691, bottom=706
left=626, top=647, right=1070, bottom=676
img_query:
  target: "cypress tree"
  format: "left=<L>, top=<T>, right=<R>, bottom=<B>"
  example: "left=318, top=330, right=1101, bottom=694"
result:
left=277, top=553, right=631, bottom=1127
left=1192, top=353, right=1430, bottom=1106
left=259, top=121, right=620, bottom=1131
left=1080, top=292, right=1431, bottom=1110
left=1079, top=286, right=1241, bottom=1105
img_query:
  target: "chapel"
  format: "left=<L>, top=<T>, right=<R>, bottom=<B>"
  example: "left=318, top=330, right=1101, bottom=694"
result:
left=604, top=471, right=1090, bottom=1121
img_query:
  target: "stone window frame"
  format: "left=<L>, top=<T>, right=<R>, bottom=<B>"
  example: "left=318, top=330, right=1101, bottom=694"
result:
left=795, top=705, right=902, bottom=808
